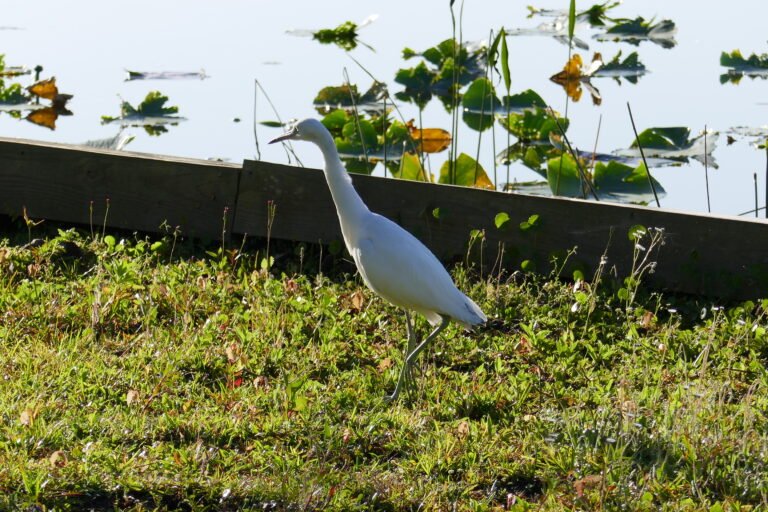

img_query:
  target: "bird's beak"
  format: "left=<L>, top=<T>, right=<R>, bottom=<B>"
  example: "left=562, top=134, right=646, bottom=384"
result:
left=269, top=127, right=298, bottom=144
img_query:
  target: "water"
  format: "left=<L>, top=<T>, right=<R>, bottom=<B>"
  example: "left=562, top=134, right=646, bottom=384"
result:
left=2, top=0, right=767, bottom=216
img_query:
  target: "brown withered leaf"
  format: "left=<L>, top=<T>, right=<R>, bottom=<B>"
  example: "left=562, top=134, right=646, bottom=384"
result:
left=126, top=389, right=140, bottom=406
left=551, top=54, right=585, bottom=84
left=49, top=450, right=67, bottom=467
left=225, top=343, right=239, bottom=364
left=20, top=408, right=35, bottom=426
left=26, top=107, right=60, bottom=130
left=456, top=420, right=470, bottom=437
left=283, top=278, right=299, bottom=294
left=406, top=120, right=451, bottom=153
left=377, top=357, right=393, bottom=372
left=639, top=310, right=655, bottom=330
left=350, top=290, right=365, bottom=312
left=27, top=77, right=59, bottom=100
left=574, top=474, right=603, bottom=498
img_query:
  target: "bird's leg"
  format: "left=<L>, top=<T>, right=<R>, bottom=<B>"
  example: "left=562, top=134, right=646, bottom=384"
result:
left=402, top=311, right=419, bottom=400
left=386, top=316, right=449, bottom=402
left=405, top=310, right=417, bottom=354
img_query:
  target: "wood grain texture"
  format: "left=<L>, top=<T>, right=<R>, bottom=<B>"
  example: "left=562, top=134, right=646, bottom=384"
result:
left=237, top=159, right=768, bottom=299
left=0, top=137, right=240, bottom=239
left=0, top=137, right=765, bottom=300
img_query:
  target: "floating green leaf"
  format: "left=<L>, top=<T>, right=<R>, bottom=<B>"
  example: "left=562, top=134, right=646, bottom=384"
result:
left=395, top=152, right=429, bottom=182
left=438, top=153, right=495, bottom=189
left=599, top=17, right=677, bottom=48
left=594, top=160, right=665, bottom=201
left=720, top=50, right=768, bottom=84
left=501, top=107, right=568, bottom=143
left=313, top=82, right=386, bottom=113
left=593, top=50, right=646, bottom=83
left=395, top=39, right=486, bottom=110
left=0, top=54, right=28, bottom=104
left=313, top=21, right=359, bottom=51
left=546, top=154, right=584, bottom=197
left=720, top=49, right=768, bottom=70
left=577, top=1, right=622, bottom=27
left=101, top=91, right=183, bottom=134
left=461, top=77, right=499, bottom=131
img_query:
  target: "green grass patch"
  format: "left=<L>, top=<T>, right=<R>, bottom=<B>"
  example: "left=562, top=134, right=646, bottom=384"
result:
left=0, top=221, right=766, bottom=510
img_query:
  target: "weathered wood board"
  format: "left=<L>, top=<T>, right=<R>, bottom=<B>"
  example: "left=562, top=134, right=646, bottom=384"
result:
left=0, top=138, right=240, bottom=239
left=237, top=159, right=768, bottom=300
left=0, top=136, right=765, bottom=300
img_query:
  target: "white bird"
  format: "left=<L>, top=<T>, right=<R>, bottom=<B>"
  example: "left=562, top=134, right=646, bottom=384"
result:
left=270, top=118, right=487, bottom=401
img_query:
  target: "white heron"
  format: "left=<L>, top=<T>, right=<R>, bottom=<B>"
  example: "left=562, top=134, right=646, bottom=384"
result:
left=270, top=118, right=487, bottom=401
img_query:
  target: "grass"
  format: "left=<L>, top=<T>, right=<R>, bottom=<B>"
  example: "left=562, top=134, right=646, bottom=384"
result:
left=0, top=218, right=767, bottom=511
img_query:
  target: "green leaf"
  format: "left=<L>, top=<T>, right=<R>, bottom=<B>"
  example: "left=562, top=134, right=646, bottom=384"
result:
left=342, top=119, right=377, bottom=148
left=519, top=214, right=540, bottom=231
left=720, top=49, right=768, bottom=70
left=568, top=0, right=576, bottom=42
left=321, top=110, right=349, bottom=135
left=488, top=30, right=503, bottom=69
left=546, top=154, right=583, bottom=197
left=594, top=161, right=665, bottom=200
left=494, top=212, right=510, bottom=229
left=259, top=120, right=283, bottom=128
left=438, top=153, right=495, bottom=189
left=627, top=224, right=647, bottom=242
left=461, top=78, right=499, bottom=131
left=136, top=91, right=178, bottom=116
left=394, top=61, right=435, bottom=108
left=631, top=127, right=690, bottom=150
left=313, top=21, right=359, bottom=51
left=501, top=30, right=511, bottom=92
left=396, top=152, right=429, bottom=182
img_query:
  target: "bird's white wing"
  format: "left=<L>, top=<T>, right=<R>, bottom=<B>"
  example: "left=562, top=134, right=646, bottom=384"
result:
left=351, top=213, right=485, bottom=327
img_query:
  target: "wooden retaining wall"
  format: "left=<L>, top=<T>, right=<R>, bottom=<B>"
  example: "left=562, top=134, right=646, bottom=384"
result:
left=1, top=137, right=766, bottom=300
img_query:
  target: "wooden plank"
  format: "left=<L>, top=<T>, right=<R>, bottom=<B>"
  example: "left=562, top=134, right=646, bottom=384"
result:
left=237, top=159, right=768, bottom=300
left=0, top=137, right=240, bottom=239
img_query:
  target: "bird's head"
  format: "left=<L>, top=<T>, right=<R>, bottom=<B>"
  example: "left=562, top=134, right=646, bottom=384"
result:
left=269, top=118, right=327, bottom=144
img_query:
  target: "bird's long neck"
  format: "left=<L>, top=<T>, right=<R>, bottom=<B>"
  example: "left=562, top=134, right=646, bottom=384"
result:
left=315, top=129, right=370, bottom=235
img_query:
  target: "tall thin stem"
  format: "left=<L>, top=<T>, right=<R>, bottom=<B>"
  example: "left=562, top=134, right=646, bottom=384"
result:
left=627, top=102, right=660, bottom=208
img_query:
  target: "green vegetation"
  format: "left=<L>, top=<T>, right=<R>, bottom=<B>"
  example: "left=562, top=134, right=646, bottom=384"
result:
left=101, top=91, right=183, bottom=136
left=1, top=221, right=767, bottom=510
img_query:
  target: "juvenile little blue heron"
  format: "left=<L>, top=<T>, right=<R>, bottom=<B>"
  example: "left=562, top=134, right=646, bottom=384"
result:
left=270, top=118, right=487, bottom=400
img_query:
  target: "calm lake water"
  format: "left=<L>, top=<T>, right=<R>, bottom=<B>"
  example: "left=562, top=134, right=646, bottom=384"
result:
left=2, top=0, right=767, bottom=216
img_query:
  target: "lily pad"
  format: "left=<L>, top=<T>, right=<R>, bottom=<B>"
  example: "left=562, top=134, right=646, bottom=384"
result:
left=438, top=153, right=495, bottom=189
left=720, top=50, right=768, bottom=84
left=546, top=154, right=586, bottom=198
left=461, top=77, right=499, bottom=131
left=392, top=152, right=430, bottom=182
left=500, top=107, right=569, bottom=144
left=592, top=50, right=647, bottom=83
left=594, top=161, right=665, bottom=203
left=313, top=21, right=360, bottom=51
left=396, top=39, right=487, bottom=110
left=596, top=17, right=677, bottom=48
left=614, top=127, right=718, bottom=167
left=101, top=91, right=185, bottom=134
